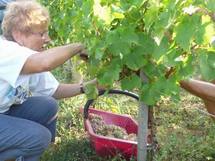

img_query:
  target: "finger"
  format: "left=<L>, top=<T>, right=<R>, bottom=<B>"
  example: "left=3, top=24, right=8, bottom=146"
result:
left=79, top=49, right=89, bottom=60
left=80, top=53, right=89, bottom=61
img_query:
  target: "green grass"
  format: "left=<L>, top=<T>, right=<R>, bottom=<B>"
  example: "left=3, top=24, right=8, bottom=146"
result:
left=40, top=84, right=215, bottom=161
left=154, top=93, right=215, bottom=161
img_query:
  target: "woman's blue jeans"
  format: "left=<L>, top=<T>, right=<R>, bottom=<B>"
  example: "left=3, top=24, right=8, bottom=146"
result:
left=0, top=9, right=5, bottom=34
left=0, top=96, right=58, bottom=161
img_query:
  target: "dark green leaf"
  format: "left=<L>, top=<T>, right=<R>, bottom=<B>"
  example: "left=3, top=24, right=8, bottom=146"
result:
left=138, top=33, right=156, bottom=55
left=153, top=36, right=169, bottom=60
left=175, top=16, right=197, bottom=50
left=123, top=46, right=147, bottom=70
left=121, top=74, right=142, bottom=90
left=199, top=50, right=215, bottom=80
left=205, top=0, right=215, bottom=12
left=98, top=60, right=122, bottom=86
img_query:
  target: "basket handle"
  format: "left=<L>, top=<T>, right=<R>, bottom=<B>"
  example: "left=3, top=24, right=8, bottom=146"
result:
left=83, top=89, right=139, bottom=119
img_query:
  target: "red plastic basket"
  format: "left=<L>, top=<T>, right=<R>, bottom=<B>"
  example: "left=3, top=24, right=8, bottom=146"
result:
left=81, top=90, right=154, bottom=161
left=84, top=107, right=138, bottom=160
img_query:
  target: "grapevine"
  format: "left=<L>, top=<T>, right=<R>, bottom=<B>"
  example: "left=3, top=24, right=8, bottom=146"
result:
left=40, top=0, right=215, bottom=105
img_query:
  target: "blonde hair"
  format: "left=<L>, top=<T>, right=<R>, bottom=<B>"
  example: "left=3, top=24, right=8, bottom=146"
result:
left=2, top=0, right=50, bottom=41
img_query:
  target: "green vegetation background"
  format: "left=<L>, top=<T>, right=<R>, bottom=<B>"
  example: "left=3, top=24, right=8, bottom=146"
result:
left=38, top=0, right=215, bottom=160
left=41, top=68, right=215, bottom=161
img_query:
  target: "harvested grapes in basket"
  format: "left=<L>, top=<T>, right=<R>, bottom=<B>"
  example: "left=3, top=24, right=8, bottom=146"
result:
left=89, top=113, right=137, bottom=141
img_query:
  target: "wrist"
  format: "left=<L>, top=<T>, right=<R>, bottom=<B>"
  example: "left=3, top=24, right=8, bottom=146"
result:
left=70, top=43, right=83, bottom=55
left=80, top=83, right=85, bottom=93
left=76, top=43, right=84, bottom=54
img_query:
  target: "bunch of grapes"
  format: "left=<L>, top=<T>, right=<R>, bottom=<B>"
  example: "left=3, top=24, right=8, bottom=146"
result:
left=97, top=124, right=127, bottom=139
left=88, top=114, right=105, bottom=133
left=125, top=133, right=137, bottom=141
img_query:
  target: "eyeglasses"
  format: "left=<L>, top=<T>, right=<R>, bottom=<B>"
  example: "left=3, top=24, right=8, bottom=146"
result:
left=31, top=31, right=49, bottom=38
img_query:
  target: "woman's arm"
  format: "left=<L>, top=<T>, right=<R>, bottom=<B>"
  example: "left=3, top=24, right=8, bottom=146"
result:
left=52, top=79, right=98, bottom=99
left=52, top=83, right=83, bottom=99
left=21, top=43, right=86, bottom=74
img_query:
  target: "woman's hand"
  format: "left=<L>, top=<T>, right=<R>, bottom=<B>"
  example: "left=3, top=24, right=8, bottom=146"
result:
left=70, top=43, right=85, bottom=55
left=71, top=42, right=89, bottom=61
left=83, top=79, right=106, bottom=92
left=79, top=48, right=89, bottom=61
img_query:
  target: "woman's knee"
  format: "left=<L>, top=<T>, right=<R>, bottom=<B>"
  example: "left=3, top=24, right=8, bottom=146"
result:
left=42, top=97, right=58, bottom=116
left=29, top=125, right=52, bottom=152
left=2, top=120, right=52, bottom=158
left=31, top=96, right=59, bottom=122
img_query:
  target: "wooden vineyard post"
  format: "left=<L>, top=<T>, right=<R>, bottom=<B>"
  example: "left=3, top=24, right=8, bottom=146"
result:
left=137, top=71, right=149, bottom=161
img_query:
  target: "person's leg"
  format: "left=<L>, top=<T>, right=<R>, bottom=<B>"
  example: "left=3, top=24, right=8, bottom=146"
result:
left=8, top=96, right=58, bottom=142
left=0, top=114, right=52, bottom=161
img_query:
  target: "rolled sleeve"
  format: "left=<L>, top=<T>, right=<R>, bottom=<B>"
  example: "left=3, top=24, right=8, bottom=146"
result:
left=29, top=72, right=59, bottom=96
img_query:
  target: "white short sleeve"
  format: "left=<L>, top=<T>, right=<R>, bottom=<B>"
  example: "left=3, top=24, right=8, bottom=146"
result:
left=0, top=38, right=37, bottom=87
left=29, top=72, right=59, bottom=96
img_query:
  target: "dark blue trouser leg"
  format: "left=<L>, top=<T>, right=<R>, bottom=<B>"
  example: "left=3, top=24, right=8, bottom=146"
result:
left=0, top=96, right=58, bottom=161
left=8, top=96, right=58, bottom=142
